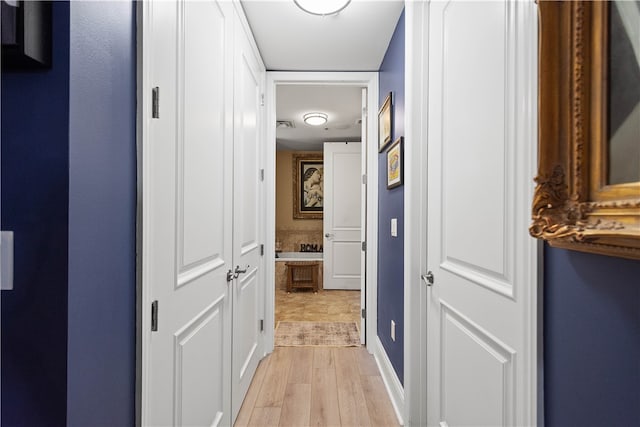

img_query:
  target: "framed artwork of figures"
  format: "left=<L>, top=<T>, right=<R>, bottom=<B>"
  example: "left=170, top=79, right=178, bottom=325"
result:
left=293, top=154, right=323, bottom=219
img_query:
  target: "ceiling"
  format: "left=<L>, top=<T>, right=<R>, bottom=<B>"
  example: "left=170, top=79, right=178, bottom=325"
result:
left=240, top=0, right=404, bottom=71
left=241, top=0, right=404, bottom=151
left=275, top=85, right=363, bottom=151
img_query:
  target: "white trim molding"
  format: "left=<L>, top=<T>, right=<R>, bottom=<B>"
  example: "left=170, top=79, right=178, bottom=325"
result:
left=404, top=1, right=430, bottom=426
left=520, top=2, right=541, bottom=423
left=373, top=337, right=405, bottom=426
left=264, top=72, right=379, bottom=354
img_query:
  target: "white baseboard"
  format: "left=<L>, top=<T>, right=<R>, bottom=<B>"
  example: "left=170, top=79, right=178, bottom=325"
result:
left=373, top=336, right=405, bottom=426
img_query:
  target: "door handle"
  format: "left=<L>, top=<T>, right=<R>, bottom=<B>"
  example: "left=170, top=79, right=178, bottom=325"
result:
left=324, top=233, right=334, bottom=239
left=421, top=271, right=434, bottom=286
left=228, top=265, right=250, bottom=282
left=234, top=265, right=250, bottom=277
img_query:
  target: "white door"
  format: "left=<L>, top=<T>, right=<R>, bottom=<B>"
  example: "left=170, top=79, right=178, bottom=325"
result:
left=231, top=11, right=265, bottom=421
left=426, top=1, right=538, bottom=426
left=143, top=0, right=234, bottom=426
left=323, top=142, right=362, bottom=291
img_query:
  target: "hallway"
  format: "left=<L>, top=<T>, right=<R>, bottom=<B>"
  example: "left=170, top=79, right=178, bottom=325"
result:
left=4, top=1, right=640, bottom=426
left=235, top=346, right=399, bottom=427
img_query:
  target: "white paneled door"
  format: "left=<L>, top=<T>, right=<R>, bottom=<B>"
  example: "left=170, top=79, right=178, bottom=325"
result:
left=323, top=142, right=362, bottom=291
left=426, top=1, right=538, bottom=426
left=231, top=14, right=265, bottom=422
left=142, top=1, right=264, bottom=426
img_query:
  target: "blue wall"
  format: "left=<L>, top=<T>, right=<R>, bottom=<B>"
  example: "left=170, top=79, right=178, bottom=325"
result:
left=377, top=10, right=405, bottom=384
left=66, top=2, right=137, bottom=426
left=1, top=2, right=137, bottom=425
left=544, top=246, right=640, bottom=426
left=1, top=3, right=70, bottom=425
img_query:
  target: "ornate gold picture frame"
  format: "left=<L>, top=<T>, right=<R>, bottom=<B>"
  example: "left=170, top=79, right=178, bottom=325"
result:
left=293, top=154, right=323, bottom=219
left=531, top=1, right=640, bottom=260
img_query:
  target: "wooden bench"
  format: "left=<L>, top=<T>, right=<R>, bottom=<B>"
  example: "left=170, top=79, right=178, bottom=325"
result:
left=285, top=261, right=320, bottom=293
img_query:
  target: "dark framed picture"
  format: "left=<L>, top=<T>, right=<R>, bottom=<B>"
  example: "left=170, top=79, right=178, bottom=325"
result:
left=386, top=137, right=403, bottom=189
left=378, top=92, right=392, bottom=151
left=293, top=154, right=323, bottom=219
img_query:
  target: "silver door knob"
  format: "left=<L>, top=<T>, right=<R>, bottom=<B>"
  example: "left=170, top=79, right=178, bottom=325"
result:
left=421, top=271, right=434, bottom=286
left=325, top=233, right=334, bottom=239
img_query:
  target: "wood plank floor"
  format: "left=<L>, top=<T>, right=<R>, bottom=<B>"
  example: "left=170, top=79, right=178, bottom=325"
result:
left=235, top=347, right=400, bottom=427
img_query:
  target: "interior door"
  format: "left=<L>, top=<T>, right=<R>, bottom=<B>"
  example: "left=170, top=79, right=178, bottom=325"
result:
left=323, top=142, right=362, bottom=291
left=231, top=10, right=265, bottom=421
left=426, top=1, right=537, bottom=426
left=144, top=0, right=234, bottom=426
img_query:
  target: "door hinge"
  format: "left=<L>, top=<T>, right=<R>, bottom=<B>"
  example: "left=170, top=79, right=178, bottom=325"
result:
left=361, top=241, right=367, bottom=252
left=363, top=107, right=368, bottom=115
left=362, top=174, right=367, bottom=185
left=260, top=93, right=265, bottom=107
left=151, top=300, right=159, bottom=332
left=260, top=319, right=264, bottom=332
left=152, top=87, right=160, bottom=119
left=260, top=244, right=264, bottom=256
left=361, top=308, right=366, bottom=319
left=260, top=169, right=264, bottom=182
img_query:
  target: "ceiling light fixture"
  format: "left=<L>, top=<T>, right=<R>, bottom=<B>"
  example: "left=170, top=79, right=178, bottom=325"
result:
left=294, top=0, right=351, bottom=16
left=303, top=112, right=328, bottom=126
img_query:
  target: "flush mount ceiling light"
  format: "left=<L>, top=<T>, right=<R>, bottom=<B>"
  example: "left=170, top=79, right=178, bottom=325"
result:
left=303, top=112, right=328, bottom=126
left=294, top=0, right=351, bottom=16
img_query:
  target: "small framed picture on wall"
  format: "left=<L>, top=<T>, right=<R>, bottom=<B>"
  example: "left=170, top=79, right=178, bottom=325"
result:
left=378, top=92, right=392, bottom=151
left=386, top=137, right=403, bottom=189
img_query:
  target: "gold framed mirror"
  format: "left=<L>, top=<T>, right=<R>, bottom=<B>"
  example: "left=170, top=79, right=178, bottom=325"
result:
left=531, top=1, right=640, bottom=260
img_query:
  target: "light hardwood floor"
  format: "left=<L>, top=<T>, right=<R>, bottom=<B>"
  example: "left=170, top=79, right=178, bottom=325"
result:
left=235, top=346, right=400, bottom=427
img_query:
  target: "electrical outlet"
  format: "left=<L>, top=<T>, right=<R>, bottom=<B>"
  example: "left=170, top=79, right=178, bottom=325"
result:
left=391, top=218, right=398, bottom=237
left=391, top=320, right=396, bottom=341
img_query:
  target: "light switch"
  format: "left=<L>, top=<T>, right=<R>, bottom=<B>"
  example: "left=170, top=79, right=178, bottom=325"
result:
left=391, top=218, right=398, bottom=237
left=1, top=231, right=14, bottom=291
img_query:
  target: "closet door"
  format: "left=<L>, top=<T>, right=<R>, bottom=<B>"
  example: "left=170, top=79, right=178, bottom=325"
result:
left=143, top=1, right=234, bottom=426
left=425, top=1, right=538, bottom=426
left=231, top=8, right=266, bottom=422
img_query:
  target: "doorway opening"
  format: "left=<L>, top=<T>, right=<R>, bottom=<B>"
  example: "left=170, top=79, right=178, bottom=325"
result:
left=264, top=72, right=379, bottom=354
left=274, top=84, right=364, bottom=344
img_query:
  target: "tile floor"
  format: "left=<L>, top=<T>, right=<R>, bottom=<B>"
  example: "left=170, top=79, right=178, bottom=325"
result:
left=275, top=288, right=361, bottom=324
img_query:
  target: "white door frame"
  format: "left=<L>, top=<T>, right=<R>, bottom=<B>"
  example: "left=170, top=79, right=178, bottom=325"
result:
left=403, top=1, right=540, bottom=425
left=264, top=72, right=379, bottom=353
left=403, top=2, right=430, bottom=425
